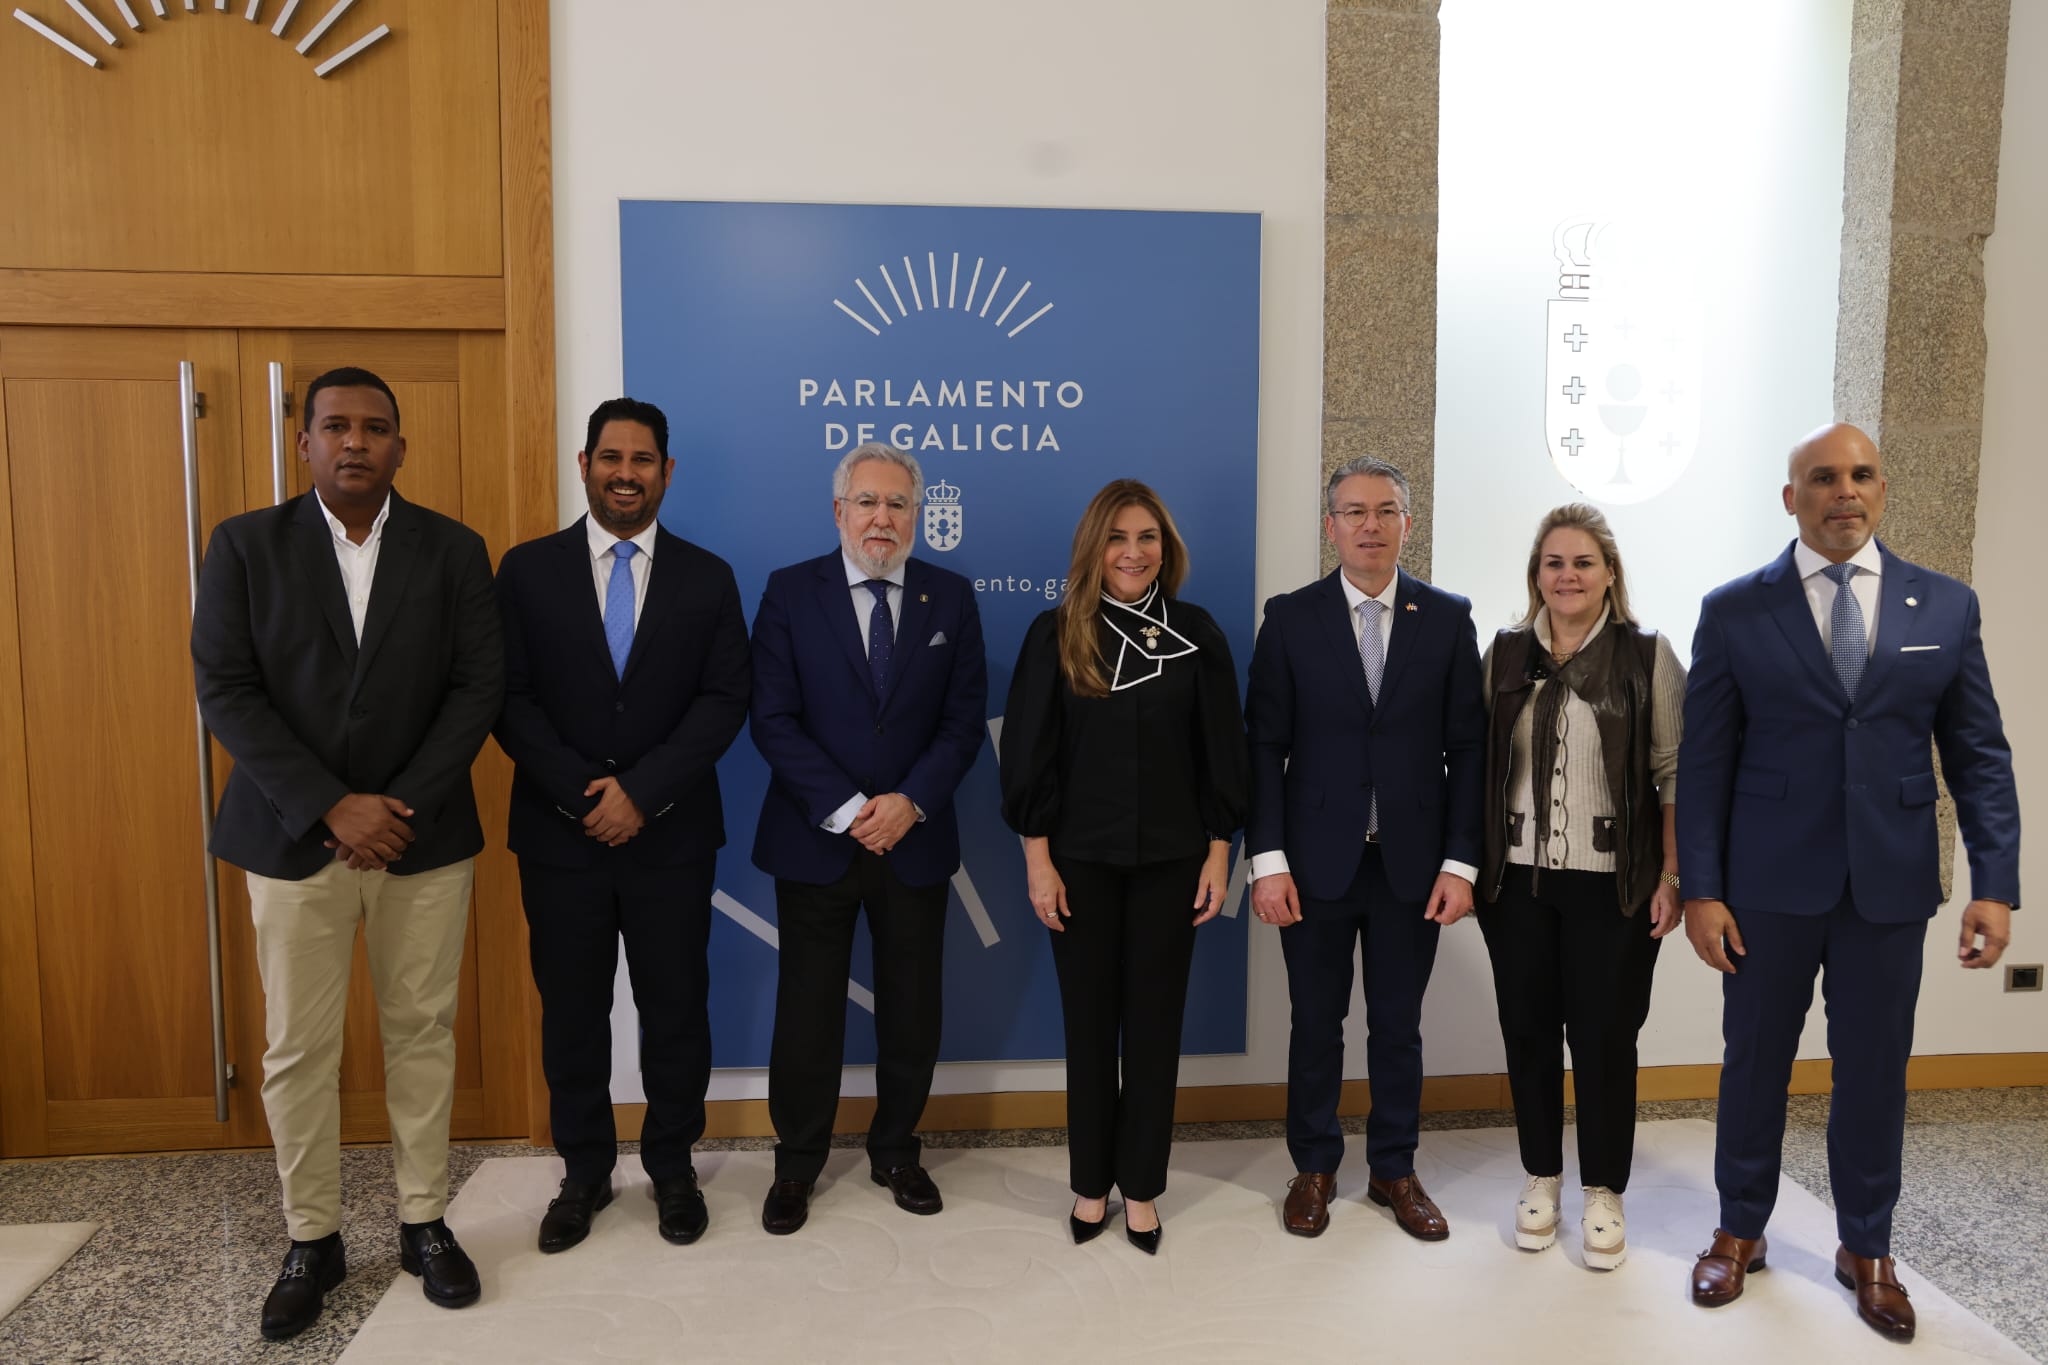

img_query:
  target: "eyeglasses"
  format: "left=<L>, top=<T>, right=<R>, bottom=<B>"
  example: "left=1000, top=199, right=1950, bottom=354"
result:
left=1330, top=504, right=1407, bottom=529
left=837, top=495, right=916, bottom=515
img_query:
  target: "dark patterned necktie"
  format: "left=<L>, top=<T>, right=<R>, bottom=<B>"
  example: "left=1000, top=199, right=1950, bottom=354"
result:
left=864, top=579, right=893, bottom=695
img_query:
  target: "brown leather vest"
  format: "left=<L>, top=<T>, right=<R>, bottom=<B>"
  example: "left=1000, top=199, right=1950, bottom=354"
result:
left=1481, top=623, right=1663, bottom=915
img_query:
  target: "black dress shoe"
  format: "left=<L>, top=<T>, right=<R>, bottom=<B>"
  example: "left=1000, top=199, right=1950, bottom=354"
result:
left=762, top=1178, right=815, bottom=1235
left=538, top=1178, right=614, bottom=1254
left=1069, top=1200, right=1109, bottom=1245
left=398, top=1219, right=480, bottom=1309
left=653, top=1172, right=709, bottom=1245
left=259, top=1233, right=345, bottom=1341
left=870, top=1164, right=943, bottom=1215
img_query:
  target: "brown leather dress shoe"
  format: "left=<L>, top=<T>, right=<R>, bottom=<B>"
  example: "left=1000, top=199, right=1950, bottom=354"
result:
left=1834, top=1245, right=1915, bottom=1342
left=1690, top=1229, right=1768, bottom=1306
left=870, top=1164, right=943, bottom=1215
left=1283, top=1173, right=1336, bottom=1237
left=1365, top=1174, right=1449, bottom=1241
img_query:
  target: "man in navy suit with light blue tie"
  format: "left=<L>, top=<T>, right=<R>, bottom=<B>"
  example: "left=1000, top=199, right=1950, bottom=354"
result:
left=1681, top=423, right=2019, bottom=1342
left=749, top=442, right=987, bottom=1235
left=1247, top=456, right=1487, bottom=1243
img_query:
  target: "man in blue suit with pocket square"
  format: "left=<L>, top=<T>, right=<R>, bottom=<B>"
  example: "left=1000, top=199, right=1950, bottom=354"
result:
left=1680, top=423, right=2019, bottom=1342
left=749, top=442, right=987, bottom=1235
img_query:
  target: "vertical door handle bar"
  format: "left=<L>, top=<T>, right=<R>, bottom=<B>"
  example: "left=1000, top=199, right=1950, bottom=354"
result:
left=268, top=361, right=289, bottom=506
left=180, top=361, right=231, bottom=1123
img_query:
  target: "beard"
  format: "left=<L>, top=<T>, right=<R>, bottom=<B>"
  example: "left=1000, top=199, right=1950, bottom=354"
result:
left=587, top=476, right=661, bottom=535
left=842, top=526, right=911, bottom=577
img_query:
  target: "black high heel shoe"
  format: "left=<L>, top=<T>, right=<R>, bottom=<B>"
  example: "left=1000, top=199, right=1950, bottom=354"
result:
left=1124, top=1208, right=1162, bottom=1256
left=1069, top=1199, right=1110, bottom=1245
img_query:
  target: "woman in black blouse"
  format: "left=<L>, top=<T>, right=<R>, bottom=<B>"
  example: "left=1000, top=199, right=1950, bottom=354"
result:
left=999, top=479, right=1248, bottom=1254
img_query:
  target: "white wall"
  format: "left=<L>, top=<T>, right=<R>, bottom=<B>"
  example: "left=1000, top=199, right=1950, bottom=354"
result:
left=551, top=0, right=1327, bottom=1100
left=551, top=1, right=2039, bottom=1101
left=1924, top=0, right=2048, bottom=1057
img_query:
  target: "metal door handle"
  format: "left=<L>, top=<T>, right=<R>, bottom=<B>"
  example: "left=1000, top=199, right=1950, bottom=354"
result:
left=181, top=361, right=231, bottom=1124
left=268, top=361, right=289, bottom=506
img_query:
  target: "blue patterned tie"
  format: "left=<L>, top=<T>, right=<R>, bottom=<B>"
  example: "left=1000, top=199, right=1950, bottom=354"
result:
left=604, top=542, right=637, bottom=678
left=1357, top=599, right=1385, bottom=834
left=1823, top=561, right=1866, bottom=703
left=864, top=579, right=894, bottom=695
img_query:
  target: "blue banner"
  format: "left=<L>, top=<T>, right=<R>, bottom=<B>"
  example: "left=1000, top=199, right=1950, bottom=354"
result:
left=621, top=200, right=1261, bottom=1065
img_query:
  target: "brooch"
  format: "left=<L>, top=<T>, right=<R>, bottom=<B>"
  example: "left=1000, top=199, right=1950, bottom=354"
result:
left=1140, top=625, right=1162, bottom=651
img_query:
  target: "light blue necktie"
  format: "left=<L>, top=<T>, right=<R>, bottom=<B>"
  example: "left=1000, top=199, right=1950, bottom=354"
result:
left=1357, top=599, right=1385, bottom=834
left=1823, top=561, right=1866, bottom=703
left=604, top=542, right=637, bottom=678
left=864, top=579, right=894, bottom=695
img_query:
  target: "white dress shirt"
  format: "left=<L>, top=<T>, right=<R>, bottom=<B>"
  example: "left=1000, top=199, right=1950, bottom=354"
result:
left=822, top=551, right=911, bottom=835
left=1251, top=571, right=1479, bottom=887
left=314, top=491, right=391, bottom=644
left=1793, top=537, right=1882, bottom=654
left=586, top=515, right=658, bottom=628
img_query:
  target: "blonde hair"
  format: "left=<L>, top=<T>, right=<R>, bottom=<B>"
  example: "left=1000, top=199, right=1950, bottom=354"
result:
left=1519, top=503, right=1635, bottom=627
left=1058, top=480, right=1189, bottom=698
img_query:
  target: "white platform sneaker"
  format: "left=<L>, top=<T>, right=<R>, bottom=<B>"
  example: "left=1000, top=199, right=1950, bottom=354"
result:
left=1515, top=1174, right=1562, bottom=1251
left=1581, top=1185, right=1627, bottom=1270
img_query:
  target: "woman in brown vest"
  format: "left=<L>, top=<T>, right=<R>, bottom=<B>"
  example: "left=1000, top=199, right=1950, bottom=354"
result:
left=1477, top=503, right=1685, bottom=1271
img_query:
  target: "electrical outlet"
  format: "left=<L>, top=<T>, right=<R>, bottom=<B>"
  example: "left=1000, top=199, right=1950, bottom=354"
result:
left=2007, top=964, right=2043, bottom=993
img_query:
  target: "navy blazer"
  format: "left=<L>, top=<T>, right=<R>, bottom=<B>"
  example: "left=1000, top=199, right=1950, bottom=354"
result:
left=494, top=517, right=751, bottom=869
left=1678, top=540, right=2020, bottom=921
left=1245, top=568, right=1487, bottom=904
left=749, top=550, right=988, bottom=889
left=191, top=491, right=504, bottom=880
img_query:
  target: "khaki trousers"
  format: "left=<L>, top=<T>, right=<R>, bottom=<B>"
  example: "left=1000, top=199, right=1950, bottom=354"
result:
left=247, top=857, right=473, bottom=1241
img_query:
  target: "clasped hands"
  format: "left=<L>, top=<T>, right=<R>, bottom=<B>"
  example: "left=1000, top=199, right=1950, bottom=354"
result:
left=847, top=792, right=917, bottom=854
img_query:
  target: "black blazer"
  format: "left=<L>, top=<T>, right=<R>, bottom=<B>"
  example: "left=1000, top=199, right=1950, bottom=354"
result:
left=191, top=491, right=504, bottom=880
left=1245, top=568, right=1486, bottom=903
left=494, top=517, right=751, bottom=869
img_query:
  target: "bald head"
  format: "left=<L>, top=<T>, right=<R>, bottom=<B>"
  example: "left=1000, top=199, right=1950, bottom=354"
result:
left=1784, top=422, right=1886, bottom=562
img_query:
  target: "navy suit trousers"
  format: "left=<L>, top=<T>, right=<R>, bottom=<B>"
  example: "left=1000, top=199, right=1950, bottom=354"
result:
left=1279, top=843, right=1440, bottom=1178
left=1715, top=892, right=1925, bottom=1257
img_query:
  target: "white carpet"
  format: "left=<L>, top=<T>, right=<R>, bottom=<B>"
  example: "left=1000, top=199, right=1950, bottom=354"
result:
left=0, top=1221, right=98, bottom=1322
left=339, top=1121, right=2029, bottom=1364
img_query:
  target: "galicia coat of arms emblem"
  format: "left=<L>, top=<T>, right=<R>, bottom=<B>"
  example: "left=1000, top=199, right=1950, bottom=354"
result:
left=1543, top=219, right=1702, bottom=505
left=922, top=479, right=963, bottom=551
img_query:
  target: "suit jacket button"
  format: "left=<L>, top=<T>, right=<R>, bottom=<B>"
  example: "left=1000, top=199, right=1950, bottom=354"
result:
left=875, top=723, right=885, bottom=736
left=604, top=758, right=617, bottom=771
left=615, top=702, right=626, bottom=713
left=1846, top=718, right=1859, bottom=730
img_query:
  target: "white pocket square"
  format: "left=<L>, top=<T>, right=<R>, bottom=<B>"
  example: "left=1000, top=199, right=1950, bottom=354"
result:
left=929, top=630, right=948, bottom=646
left=1900, top=644, right=1941, bottom=652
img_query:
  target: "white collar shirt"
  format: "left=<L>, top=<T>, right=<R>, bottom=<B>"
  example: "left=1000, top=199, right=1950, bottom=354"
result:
left=314, top=490, right=392, bottom=644
left=1793, top=537, right=1882, bottom=654
left=1337, top=570, right=1399, bottom=653
left=587, top=516, right=659, bottom=628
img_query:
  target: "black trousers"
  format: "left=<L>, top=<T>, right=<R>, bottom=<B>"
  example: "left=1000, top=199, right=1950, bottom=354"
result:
left=1048, top=852, right=1205, bottom=1202
left=1716, top=894, right=1924, bottom=1258
left=768, top=851, right=947, bottom=1182
left=519, top=854, right=715, bottom=1187
left=1278, top=843, right=1438, bottom=1179
left=1477, top=865, right=1661, bottom=1191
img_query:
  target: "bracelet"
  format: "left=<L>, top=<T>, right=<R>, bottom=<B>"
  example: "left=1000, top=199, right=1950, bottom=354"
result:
left=1659, top=871, right=1681, bottom=891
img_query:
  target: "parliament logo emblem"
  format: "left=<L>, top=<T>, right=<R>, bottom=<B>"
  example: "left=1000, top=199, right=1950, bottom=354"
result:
left=923, top=480, right=964, bottom=551
left=1543, top=218, right=1702, bottom=505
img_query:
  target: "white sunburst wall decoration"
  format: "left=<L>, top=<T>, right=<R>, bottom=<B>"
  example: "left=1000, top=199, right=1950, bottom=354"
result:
left=11, top=0, right=390, bottom=75
left=833, top=252, right=1056, bottom=339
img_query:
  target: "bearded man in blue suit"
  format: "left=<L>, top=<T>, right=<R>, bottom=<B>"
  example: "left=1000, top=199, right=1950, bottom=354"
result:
left=1680, top=423, right=2019, bottom=1343
left=749, top=442, right=987, bottom=1236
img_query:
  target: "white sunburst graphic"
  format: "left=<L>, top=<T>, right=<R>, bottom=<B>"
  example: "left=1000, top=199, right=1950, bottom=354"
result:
left=11, top=0, right=390, bottom=76
left=832, top=250, right=1057, bottom=340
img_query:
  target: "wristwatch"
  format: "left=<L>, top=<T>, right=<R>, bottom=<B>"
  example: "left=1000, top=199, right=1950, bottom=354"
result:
left=1659, top=871, right=1681, bottom=891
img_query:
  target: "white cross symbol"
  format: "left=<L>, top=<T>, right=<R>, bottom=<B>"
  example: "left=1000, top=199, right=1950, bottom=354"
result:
left=1660, top=432, right=1680, bottom=457
left=1560, top=429, right=1585, bottom=457
left=1561, top=376, right=1587, bottom=404
left=1661, top=380, right=1682, bottom=403
left=1563, top=324, right=1589, bottom=352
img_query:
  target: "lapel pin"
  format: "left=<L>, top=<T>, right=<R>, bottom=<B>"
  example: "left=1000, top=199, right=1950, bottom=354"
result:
left=1404, top=602, right=1417, bottom=612
left=1905, top=596, right=1917, bottom=607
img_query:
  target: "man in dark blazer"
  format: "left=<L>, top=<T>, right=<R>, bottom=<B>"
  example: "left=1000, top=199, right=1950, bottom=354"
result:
left=191, top=367, right=502, bottom=1341
left=1680, top=423, right=2019, bottom=1341
left=494, top=397, right=750, bottom=1254
left=1246, top=455, right=1486, bottom=1243
left=749, top=442, right=987, bottom=1235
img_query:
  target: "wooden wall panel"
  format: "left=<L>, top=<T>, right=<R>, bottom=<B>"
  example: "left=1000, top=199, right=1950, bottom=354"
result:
left=0, top=0, right=502, bottom=276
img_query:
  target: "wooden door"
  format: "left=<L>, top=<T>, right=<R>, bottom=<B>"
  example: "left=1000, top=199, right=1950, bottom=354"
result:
left=0, top=326, right=250, bottom=1155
